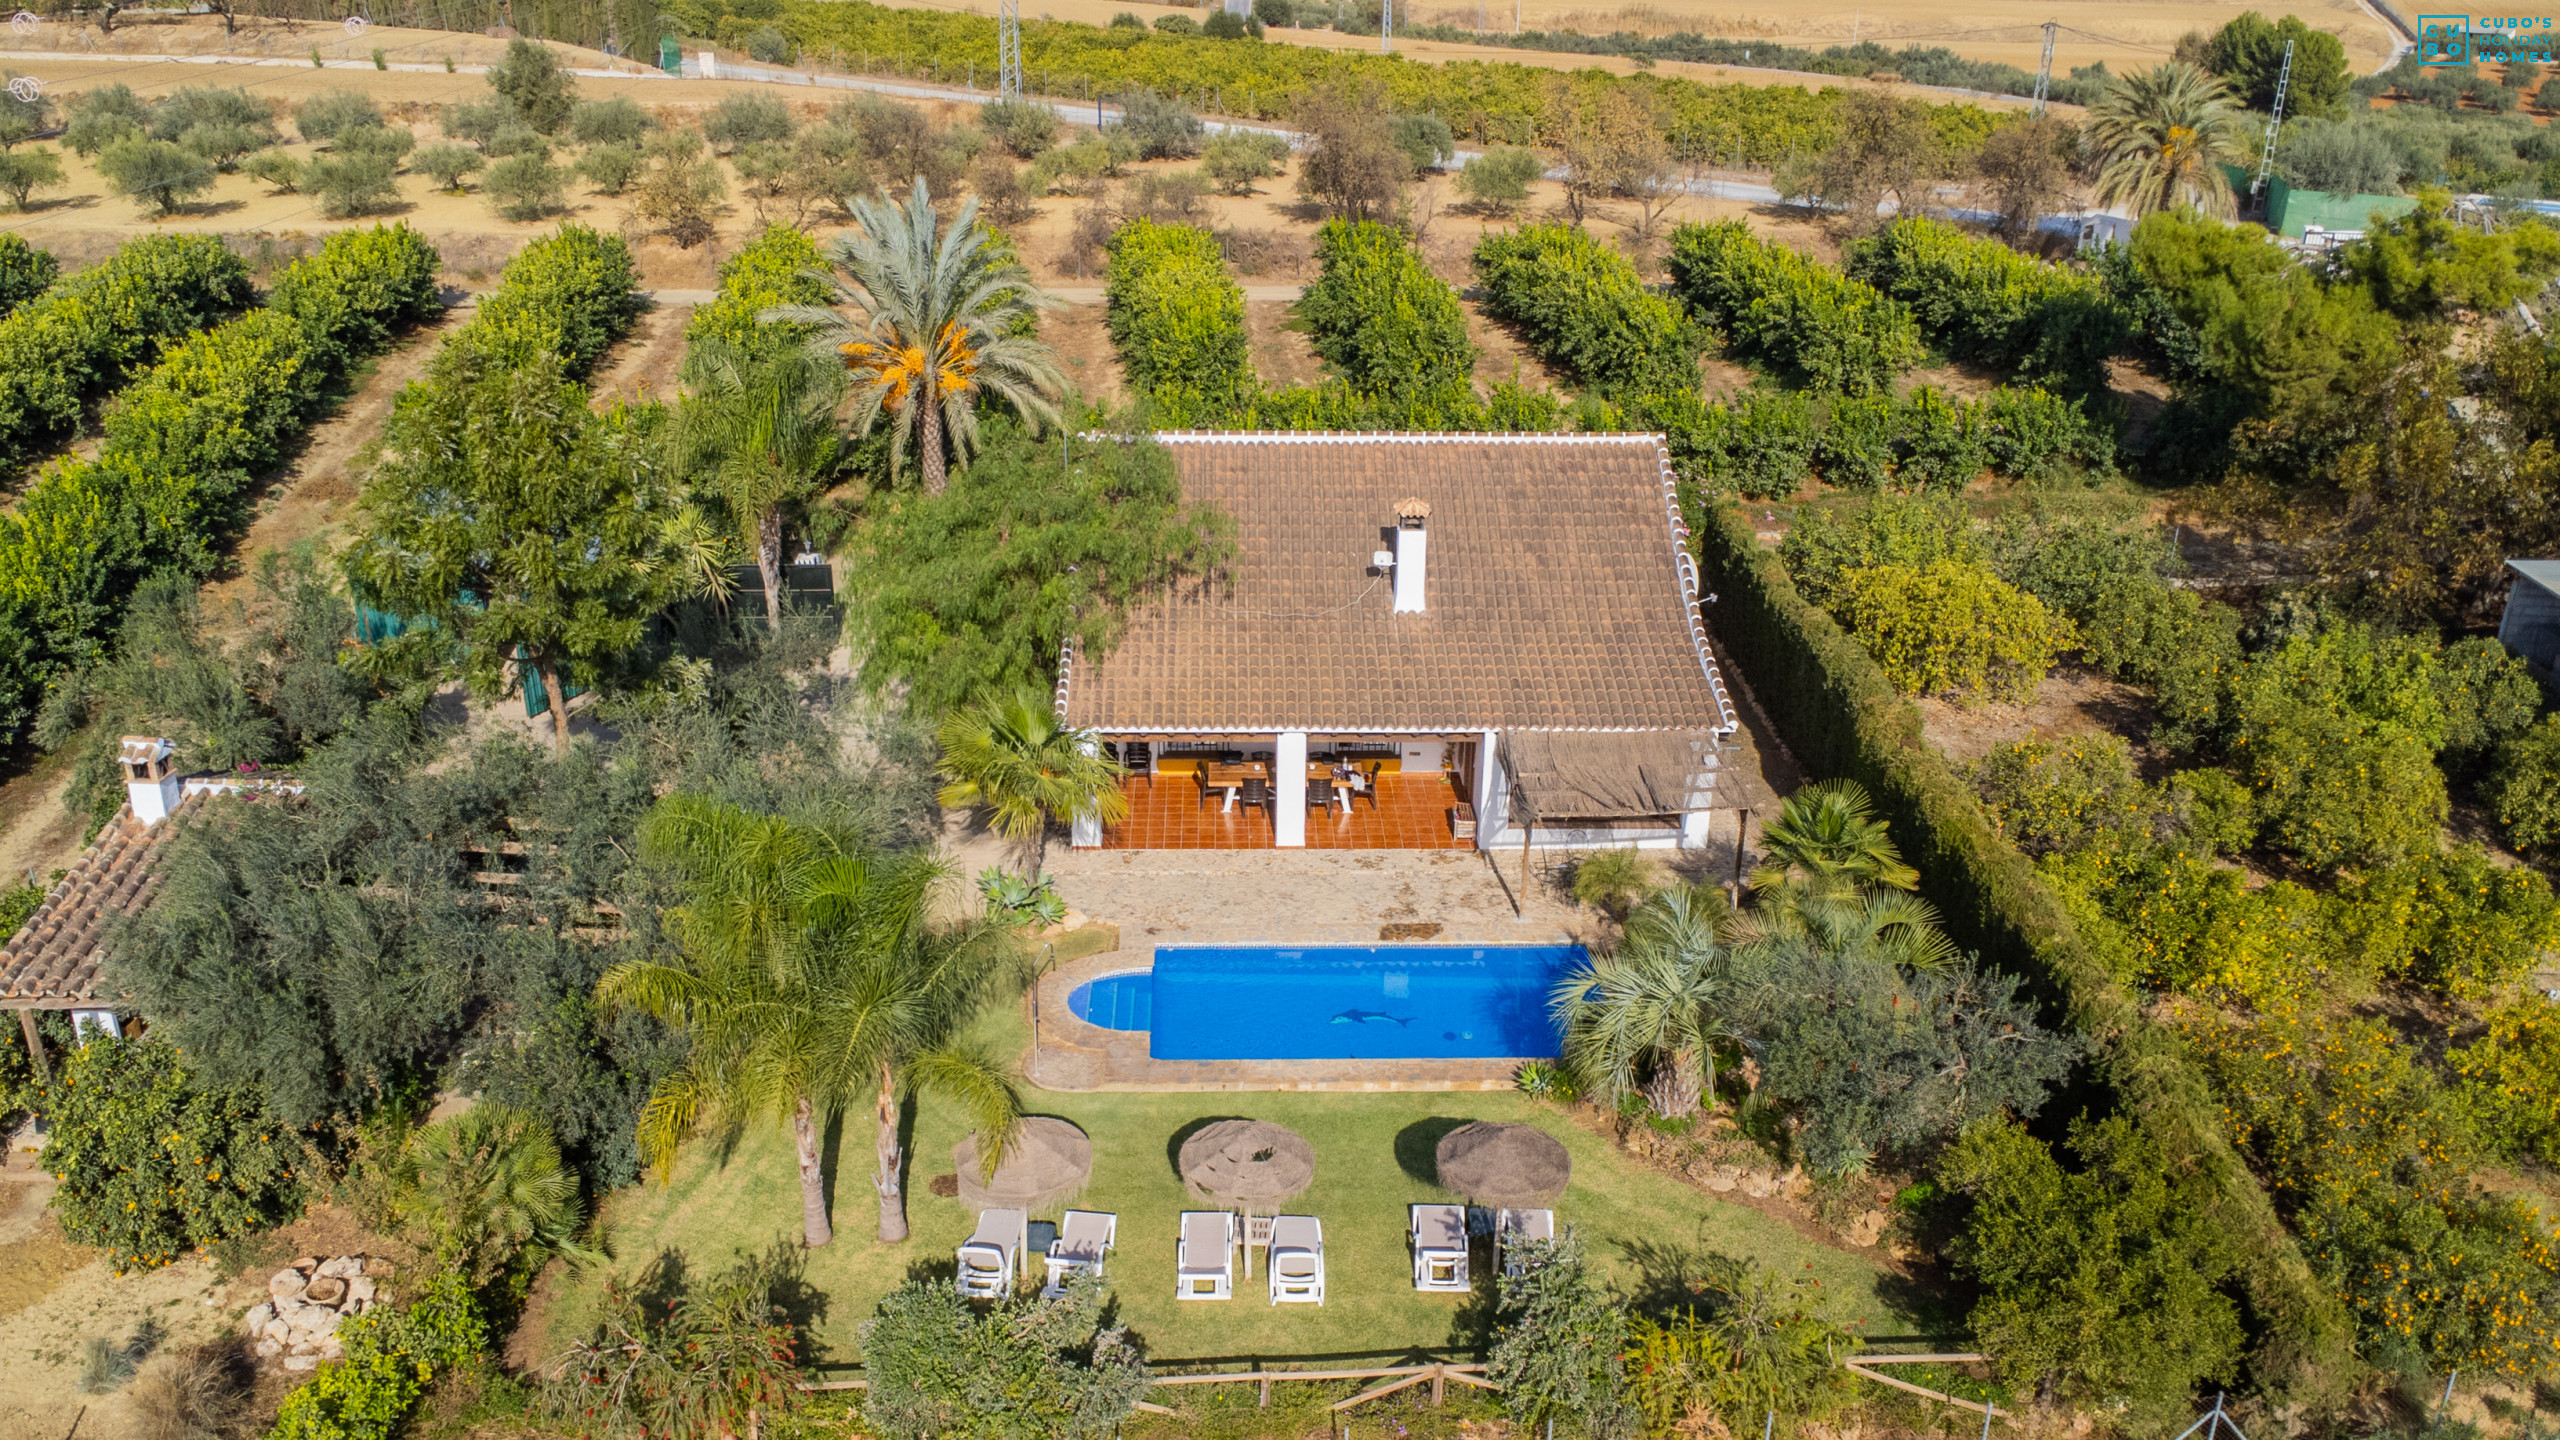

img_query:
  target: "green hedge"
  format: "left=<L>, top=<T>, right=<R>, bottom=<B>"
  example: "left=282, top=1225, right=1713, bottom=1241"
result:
left=1226, top=376, right=1565, bottom=432
left=1105, top=218, right=1252, bottom=421
left=0, top=226, right=446, bottom=746
left=0, top=234, right=254, bottom=480
left=0, top=235, right=57, bottom=318
left=1299, top=218, right=1476, bottom=403
left=1843, top=216, right=2121, bottom=391
left=772, top=0, right=2012, bottom=161
left=1687, top=497, right=2353, bottom=1399
left=1622, top=383, right=2111, bottom=498
left=1473, top=222, right=1699, bottom=398
left=448, top=223, right=641, bottom=377
left=1666, top=220, right=1918, bottom=396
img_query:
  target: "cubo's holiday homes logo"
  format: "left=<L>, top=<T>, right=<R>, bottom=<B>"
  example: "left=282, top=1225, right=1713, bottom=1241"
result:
left=2421, top=14, right=2559, bottom=61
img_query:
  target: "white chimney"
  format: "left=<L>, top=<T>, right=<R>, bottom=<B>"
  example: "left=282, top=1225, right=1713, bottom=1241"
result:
left=1393, top=498, right=1430, bottom=613
left=119, top=736, right=180, bottom=827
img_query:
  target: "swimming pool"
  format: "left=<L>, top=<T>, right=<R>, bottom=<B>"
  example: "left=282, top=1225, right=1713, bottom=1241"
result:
left=1104, top=944, right=1586, bottom=1061
left=1067, top=971, right=1154, bottom=1032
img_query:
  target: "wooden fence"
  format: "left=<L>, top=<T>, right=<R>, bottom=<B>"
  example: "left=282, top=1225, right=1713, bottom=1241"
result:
left=803, top=1361, right=1497, bottom=1417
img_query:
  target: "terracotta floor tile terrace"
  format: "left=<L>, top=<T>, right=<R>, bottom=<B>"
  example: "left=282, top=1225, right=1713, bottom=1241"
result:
left=1098, top=773, right=1475, bottom=851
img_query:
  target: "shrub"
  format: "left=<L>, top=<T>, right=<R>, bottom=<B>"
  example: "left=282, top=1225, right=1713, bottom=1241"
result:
left=2452, top=999, right=2560, bottom=1168
left=1816, top=393, right=1895, bottom=489
left=414, top=143, right=484, bottom=191
left=1844, top=215, right=2115, bottom=386
left=1969, top=734, right=2163, bottom=856
left=704, top=92, right=796, bottom=154
left=407, top=1106, right=588, bottom=1286
left=576, top=141, right=644, bottom=195
left=859, top=1272, right=1147, bottom=1439
left=0, top=233, right=252, bottom=478
left=1569, top=847, right=1657, bottom=918
left=268, top=1275, right=487, bottom=1440
left=982, top=98, right=1059, bottom=158
left=2340, top=847, right=2560, bottom=1000
left=1114, top=88, right=1204, bottom=159
left=1939, top=1116, right=2244, bottom=1427
left=243, top=150, right=305, bottom=193
left=2236, top=707, right=2446, bottom=872
left=460, top=224, right=639, bottom=377
left=1153, top=13, right=1199, bottom=34
left=1778, top=493, right=1975, bottom=608
left=745, top=23, right=796, bottom=62
left=488, top=37, right=576, bottom=134
left=1709, top=388, right=1816, bottom=499
left=0, top=147, right=63, bottom=210
left=485, top=153, right=568, bottom=221
left=1105, top=218, right=1252, bottom=418
left=97, top=136, right=216, bottom=215
left=1488, top=1231, right=1634, bottom=1436
left=539, top=1244, right=806, bottom=1439
left=1892, top=385, right=1989, bottom=491
left=1473, top=222, right=1698, bottom=398
left=1983, top=386, right=2114, bottom=481
left=43, top=1038, right=304, bottom=1272
left=1299, top=218, right=1474, bottom=402
left=1621, top=1262, right=1859, bottom=1432
left=1392, top=111, right=1456, bottom=170
left=1254, top=0, right=1295, bottom=22
left=572, top=96, right=650, bottom=146
left=1458, top=144, right=1542, bottom=214
left=687, top=224, right=832, bottom=353
left=1201, top=129, right=1290, bottom=193
left=1203, top=8, right=1249, bottom=38
left=306, top=152, right=401, bottom=218
left=2492, top=715, right=2560, bottom=857
left=1667, top=219, right=1919, bottom=395
left=0, top=234, right=56, bottom=315
left=335, top=124, right=416, bottom=165
left=1832, top=560, right=2072, bottom=704
left=295, top=88, right=381, bottom=143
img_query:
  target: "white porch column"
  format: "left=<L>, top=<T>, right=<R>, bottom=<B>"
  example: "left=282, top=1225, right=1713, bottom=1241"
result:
left=1472, top=729, right=1503, bottom=851
left=1680, top=809, right=1712, bottom=849
left=1071, top=736, right=1104, bottom=849
left=1274, top=732, right=1308, bottom=847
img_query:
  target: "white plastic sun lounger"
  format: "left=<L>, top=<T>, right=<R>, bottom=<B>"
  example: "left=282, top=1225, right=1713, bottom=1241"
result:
left=1177, top=1210, right=1236, bottom=1300
left=1267, top=1215, right=1325, bottom=1305
left=956, top=1208, right=1027, bottom=1298
left=1496, top=1207, right=1555, bottom=1276
left=1042, top=1209, right=1118, bottom=1297
left=1410, top=1203, right=1469, bottom=1292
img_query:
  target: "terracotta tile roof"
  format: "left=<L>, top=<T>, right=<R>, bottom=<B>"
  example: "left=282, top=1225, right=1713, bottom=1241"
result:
left=1062, top=433, right=1737, bottom=735
left=0, top=798, right=197, bottom=1008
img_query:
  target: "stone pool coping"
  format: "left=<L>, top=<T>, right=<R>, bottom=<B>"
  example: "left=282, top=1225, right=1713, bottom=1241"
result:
left=1025, top=945, right=1556, bottom=1093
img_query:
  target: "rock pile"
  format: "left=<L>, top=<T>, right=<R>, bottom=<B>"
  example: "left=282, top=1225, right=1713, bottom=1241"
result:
left=239, top=1256, right=393, bottom=1371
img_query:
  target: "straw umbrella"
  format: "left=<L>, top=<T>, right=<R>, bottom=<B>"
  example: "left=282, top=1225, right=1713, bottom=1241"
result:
left=954, top=1116, right=1093, bottom=1212
left=1177, top=1119, right=1315, bottom=1277
left=1434, top=1121, right=1572, bottom=1208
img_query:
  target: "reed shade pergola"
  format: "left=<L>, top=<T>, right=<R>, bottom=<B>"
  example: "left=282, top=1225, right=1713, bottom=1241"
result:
left=953, top=1116, right=1093, bottom=1212
left=1433, top=1121, right=1572, bottom=1209
left=1179, top=1119, right=1316, bottom=1278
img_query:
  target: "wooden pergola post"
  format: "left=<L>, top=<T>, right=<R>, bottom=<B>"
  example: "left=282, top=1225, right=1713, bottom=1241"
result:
left=16, top=1010, right=47, bottom=1084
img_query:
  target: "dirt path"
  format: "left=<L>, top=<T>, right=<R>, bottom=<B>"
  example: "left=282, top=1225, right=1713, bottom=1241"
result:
left=589, top=300, right=698, bottom=410
left=1243, top=300, right=1326, bottom=390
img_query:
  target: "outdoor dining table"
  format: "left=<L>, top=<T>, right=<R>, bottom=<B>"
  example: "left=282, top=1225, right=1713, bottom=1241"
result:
left=1200, top=762, right=1369, bottom=814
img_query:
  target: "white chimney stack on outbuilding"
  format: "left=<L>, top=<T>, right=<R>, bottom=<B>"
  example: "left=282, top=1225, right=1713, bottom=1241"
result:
left=1393, top=497, right=1431, bottom=613
left=120, top=736, right=181, bottom=827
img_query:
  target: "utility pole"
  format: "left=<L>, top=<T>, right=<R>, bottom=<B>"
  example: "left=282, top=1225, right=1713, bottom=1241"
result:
left=2032, top=20, right=2055, bottom=115
left=2251, top=36, right=2295, bottom=198
left=1381, top=0, right=1392, bottom=53
left=998, top=0, right=1023, bottom=101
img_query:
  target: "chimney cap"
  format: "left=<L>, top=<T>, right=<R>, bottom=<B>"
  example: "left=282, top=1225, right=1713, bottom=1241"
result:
left=1394, top=497, right=1431, bottom=524
left=118, top=736, right=174, bottom=765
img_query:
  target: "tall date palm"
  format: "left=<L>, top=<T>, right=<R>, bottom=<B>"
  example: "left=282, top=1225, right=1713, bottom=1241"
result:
left=600, top=796, right=1020, bottom=1246
left=770, top=179, right=1065, bottom=495
left=2087, top=62, right=2249, bottom=218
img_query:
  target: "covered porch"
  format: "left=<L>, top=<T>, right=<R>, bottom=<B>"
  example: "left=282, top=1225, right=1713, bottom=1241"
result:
left=1083, top=735, right=1482, bottom=851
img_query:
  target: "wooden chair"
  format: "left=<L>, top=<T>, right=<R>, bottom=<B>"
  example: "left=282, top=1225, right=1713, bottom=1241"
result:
left=1239, top=776, right=1272, bottom=816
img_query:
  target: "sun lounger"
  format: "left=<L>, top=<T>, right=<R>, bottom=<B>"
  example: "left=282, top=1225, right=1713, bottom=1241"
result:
left=1177, top=1210, right=1236, bottom=1300
left=1496, top=1207, right=1555, bottom=1276
left=956, top=1208, right=1027, bottom=1299
left=1268, top=1215, right=1325, bottom=1305
left=1410, top=1202, right=1469, bottom=1292
left=1043, top=1209, right=1118, bottom=1297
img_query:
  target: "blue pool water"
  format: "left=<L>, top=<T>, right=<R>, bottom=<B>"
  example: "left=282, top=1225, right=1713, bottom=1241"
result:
left=1068, top=971, right=1155, bottom=1031
left=1127, top=944, right=1587, bottom=1061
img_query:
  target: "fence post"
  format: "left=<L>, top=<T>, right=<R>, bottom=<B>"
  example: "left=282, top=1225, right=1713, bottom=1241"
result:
left=1430, top=1365, right=1444, bottom=1406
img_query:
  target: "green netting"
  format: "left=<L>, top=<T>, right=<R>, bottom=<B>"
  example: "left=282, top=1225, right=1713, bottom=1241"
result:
left=2265, top=175, right=2416, bottom=238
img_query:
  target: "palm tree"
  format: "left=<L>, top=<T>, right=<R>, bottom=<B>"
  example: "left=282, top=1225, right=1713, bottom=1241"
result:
left=1549, top=886, right=1747, bottom=1119
left=677, top=336, right=845, bottom=631
left=936, top=687, right=1130, bottom=875
left=1727, top=885, right=1962, bottom=976
left=405, top=1105, right=597, bottom=1286
left=2086, top=62, right=2249, bottom=219
left=1748, top=779, right=1919, bottom=898
left=600, top=796, right=1021, bottom=1246
left=770, top=180, right=1065, bottom=496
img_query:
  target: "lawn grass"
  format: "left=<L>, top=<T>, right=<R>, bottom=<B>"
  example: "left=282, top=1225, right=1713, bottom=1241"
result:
left=558, top=999, right=1912, bottom=1370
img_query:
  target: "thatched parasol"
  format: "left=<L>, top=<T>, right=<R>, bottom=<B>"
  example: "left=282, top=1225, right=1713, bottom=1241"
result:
left=1434, top=1121, right=1571, bottom=1208
left=954, top=1116, right=1093, bottom=1212
left=1177, top=1119, right=1315, bottom=1208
